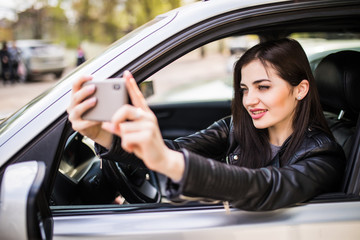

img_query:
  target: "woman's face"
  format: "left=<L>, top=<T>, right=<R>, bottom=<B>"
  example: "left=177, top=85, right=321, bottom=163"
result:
left=240, top=59, right=298, bottom=135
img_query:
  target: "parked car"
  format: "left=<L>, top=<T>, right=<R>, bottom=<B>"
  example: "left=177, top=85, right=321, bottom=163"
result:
left=1, top=0, right=360, bottom=239
left=15, top=39, right=66, bottom=81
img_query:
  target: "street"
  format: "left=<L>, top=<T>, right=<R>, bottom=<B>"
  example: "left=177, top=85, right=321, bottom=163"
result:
left=0, top=76, right=60, bottom=119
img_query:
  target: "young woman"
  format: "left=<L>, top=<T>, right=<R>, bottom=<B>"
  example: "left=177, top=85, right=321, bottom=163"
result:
left=67, top=38, right=345, bottom=210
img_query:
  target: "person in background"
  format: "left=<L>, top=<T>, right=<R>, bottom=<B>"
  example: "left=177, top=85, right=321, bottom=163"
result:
left=76, top=45, right=86, bottom=66
left=8, top=41, right=22, bottom=83
left=67, top=38, right=345, bottom=211
left=0, top=41, right=11, bottom=85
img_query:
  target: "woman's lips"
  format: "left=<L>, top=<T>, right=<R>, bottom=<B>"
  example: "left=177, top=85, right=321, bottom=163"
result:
left=250, top=109, right=268, bottom=119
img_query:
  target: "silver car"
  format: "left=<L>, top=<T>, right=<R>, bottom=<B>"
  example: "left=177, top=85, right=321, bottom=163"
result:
left=1, top=0, right=360, bottom=239
left=16, top=39, right=66, bottom=81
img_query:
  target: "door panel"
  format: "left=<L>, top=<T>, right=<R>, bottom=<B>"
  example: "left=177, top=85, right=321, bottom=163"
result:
left=151, top=100, right=231, bottom=140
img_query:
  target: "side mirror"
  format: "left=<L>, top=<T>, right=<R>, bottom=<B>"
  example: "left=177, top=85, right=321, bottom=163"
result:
left=0, top=161, right=53, bottom=240
left=140, top=80, right=154, bottom=98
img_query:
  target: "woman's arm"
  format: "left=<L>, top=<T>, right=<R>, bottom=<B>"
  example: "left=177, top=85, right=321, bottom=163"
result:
left=102, top=71, right=185, bottom=181
left=96, top=116, right=231, bottom=182
left=167, top=139, right=345, bottom=211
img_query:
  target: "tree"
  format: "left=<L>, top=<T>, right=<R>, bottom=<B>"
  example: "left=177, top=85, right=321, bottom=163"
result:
left=72, top=0, right=96, bottom=41
left=13, top=0, right=184, bottom=46
left=100, top=0, right=120, bottom=43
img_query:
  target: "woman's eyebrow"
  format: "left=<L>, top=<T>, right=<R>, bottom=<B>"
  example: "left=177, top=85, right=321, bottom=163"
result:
left=241, top=79, right=271, bottom=87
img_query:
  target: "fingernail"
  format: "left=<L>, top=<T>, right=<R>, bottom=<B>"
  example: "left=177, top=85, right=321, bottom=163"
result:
left=88, top=84, right=96, bottom=92
left=88, top=97, right=97, bottom=105
left=123, top=70, right=129, bottom=78
left=114, top=123, right=120, bottom=132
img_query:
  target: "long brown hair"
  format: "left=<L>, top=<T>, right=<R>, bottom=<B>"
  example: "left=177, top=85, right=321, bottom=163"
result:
left=232, top=38, right=331, bottom=168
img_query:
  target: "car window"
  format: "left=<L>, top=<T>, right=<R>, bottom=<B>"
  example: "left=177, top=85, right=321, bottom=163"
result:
left=52, top=32, right=360, bottom=208
left=290, top=32, right=360, bottom=71
left=143, top=33, right=360, bottom=105
left=143, top=36, right=260, bottom=104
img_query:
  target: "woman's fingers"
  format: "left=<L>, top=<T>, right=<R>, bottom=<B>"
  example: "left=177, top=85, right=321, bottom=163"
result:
left=67, top=75, right=94, bottom=112
left=68, top=97, right=96, bottom=122
left=70, top=116, right=100, bottom=132
left=120, top=120, right=154, bottom=134
left=73, top=75, right=93, bottom=92
left=110, top=104, right=152, bottom=127
left=102, top=121, right=151, bottom=154
left=120, top=126, right=156, bottom=157
left=74, top=84, right=96, bottom=105
left=107, top=70, right=153, bottom=128
left=104, top=110, right=151, bottom=133
left=67, top=86, right=97, bottom=126
left=123, top=71, right=150, bottom=112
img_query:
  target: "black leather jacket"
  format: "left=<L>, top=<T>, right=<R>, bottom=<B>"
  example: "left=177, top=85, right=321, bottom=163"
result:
left=97, top=116, right=345, bottom=211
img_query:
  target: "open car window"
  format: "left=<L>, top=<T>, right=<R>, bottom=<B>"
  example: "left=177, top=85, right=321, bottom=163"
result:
left=144, top=38, right=235, bottom=104
left=144, top=33, right=360, bottom=105
left=51, top=31, right=360, bottom=210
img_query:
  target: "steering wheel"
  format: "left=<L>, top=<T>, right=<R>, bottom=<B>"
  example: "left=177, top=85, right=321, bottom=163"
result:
left=101, top=158, right=162, bottom=204
left=59, top=131, right=161, bottom=204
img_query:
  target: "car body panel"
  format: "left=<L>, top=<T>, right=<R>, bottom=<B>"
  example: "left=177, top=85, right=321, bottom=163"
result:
left=52, top=201, right=360, bottom=240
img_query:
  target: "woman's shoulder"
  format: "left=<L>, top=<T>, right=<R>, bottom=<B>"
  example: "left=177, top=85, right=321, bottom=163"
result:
left=211, top=115, right=232, bottom=131
left=304, top=127, right=337, bottom=146
left=287, top=127, right=345, bottom=165
left=297, top=127, right=345, bottom=158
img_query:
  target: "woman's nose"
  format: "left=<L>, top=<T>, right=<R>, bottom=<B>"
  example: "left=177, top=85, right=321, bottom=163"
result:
left=243, top=90, right=259, bottom=106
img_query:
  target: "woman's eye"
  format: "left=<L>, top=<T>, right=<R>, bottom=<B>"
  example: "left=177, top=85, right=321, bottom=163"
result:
left=259, top=85, right=270, bottom=90
left=240, top=88, right=248, bottom=94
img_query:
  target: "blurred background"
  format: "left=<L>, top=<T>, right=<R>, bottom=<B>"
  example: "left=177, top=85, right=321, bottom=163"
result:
left=0, top=0, right=196, bottom=118
left=0, top=0, right=191, bottom=51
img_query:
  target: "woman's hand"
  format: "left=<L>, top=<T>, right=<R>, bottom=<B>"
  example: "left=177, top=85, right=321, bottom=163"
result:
left=102, top=71, right=185, bottom=181
left=67, top=75, right=113, bottom=148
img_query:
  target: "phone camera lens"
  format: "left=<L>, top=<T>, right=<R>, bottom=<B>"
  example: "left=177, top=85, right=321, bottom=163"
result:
left=113, top=84, right=121, bottom=90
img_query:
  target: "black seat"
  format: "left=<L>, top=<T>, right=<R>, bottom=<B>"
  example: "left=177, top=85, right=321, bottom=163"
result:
left=314, top=50, right=360, bottom=192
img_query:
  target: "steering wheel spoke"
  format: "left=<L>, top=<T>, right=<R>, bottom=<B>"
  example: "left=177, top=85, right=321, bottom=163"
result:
left=102, top=159, right=161, bottom=204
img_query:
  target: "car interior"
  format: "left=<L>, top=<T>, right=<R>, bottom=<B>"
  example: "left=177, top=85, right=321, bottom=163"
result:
left=314, top=50, right=360, bottom=195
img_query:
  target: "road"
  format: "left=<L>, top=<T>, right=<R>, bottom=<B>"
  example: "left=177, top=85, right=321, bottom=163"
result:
left=0, top=74, right=63, bottom=119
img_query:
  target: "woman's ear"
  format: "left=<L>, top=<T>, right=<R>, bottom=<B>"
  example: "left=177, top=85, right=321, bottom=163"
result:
left=295, top=79, right=309, bottom=100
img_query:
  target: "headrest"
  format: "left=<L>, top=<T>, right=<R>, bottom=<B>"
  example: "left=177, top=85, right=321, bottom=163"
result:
left=314, top=50, right=360, bottom=117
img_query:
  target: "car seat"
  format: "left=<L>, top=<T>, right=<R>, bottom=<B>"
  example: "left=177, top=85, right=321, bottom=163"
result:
left=314, top=50, right=360, bottom=193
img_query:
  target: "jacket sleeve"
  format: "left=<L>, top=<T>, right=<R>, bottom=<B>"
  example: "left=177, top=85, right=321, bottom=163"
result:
left=167, top=140, right=345, bottom=211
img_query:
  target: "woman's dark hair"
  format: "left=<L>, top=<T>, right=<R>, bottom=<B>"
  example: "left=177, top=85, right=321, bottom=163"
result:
left=232, top=38, right=331, bottom=168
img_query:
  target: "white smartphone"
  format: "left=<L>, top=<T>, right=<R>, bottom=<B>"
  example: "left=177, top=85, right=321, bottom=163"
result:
left=82, top=78, right=128, bottom=121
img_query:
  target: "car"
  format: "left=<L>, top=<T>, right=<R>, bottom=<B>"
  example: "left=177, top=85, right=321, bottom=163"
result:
left=15, top=39, right=67, bottom=81
left=1, top=0, right=360, bottom=239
